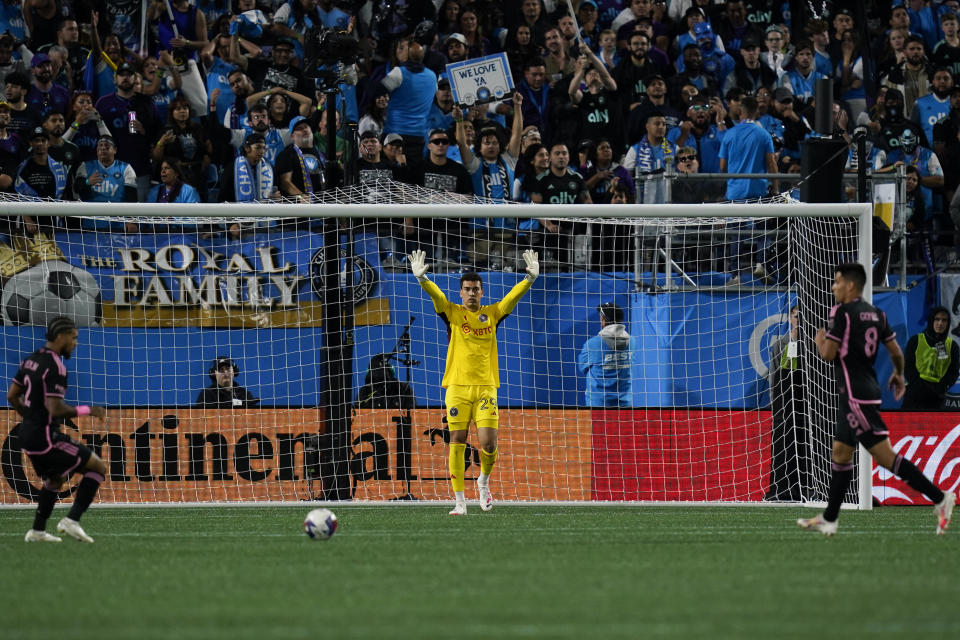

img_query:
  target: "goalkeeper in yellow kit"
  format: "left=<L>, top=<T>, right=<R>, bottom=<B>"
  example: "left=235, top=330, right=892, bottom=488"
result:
left=409, top=249, right=539, bottom=515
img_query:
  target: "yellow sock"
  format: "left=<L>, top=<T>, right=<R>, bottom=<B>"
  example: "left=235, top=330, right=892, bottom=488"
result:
left=449, top=443, right=466, bottom=493
left=480, top=448, right=498, bottom=477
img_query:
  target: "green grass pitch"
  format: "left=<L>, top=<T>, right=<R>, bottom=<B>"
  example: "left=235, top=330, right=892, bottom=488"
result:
left=2, top=505, right=959, bottom=639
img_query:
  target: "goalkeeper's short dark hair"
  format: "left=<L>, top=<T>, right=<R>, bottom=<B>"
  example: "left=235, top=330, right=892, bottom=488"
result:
left=460, top=272, right=483, bottom=288
left=46, top=316, right=77, bottom=341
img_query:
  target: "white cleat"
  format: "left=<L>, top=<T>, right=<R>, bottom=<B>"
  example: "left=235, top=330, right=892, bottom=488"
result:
left=448, top=502, right=467, bottom=516
left=477, top=478, right=493, bottom=512
left=56, top=517, right=94, bottom=543
left=25, top=529, right=62, bottom=543
left=797, top=514, right=838, bottom=537
left=935, top=492, right=955, bottom=535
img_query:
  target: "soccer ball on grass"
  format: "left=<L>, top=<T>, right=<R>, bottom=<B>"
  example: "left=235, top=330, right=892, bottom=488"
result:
left=303, top=508, right=337, bottom=540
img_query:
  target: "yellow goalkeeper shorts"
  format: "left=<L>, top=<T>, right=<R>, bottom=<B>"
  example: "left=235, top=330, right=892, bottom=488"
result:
left=445, top=385, right=499, bottom=431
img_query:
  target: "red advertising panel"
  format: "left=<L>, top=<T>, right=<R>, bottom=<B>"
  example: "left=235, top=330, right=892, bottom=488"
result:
left=591, top=409, right=773, bottom=501
left=873, top=413, right=960, bottom=505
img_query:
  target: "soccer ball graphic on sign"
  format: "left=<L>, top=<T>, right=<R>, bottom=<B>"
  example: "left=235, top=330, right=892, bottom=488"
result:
left=1, top=262, right=102, bottom=327
left=303, top=508, right=338, bottom=540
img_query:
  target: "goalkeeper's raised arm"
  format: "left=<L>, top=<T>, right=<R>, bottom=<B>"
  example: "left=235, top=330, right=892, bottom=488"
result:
left=408, top=249, right=538, bottom=515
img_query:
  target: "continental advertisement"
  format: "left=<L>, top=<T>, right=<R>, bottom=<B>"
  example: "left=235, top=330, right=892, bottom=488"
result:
left=1, top=408, right=592, bottom=504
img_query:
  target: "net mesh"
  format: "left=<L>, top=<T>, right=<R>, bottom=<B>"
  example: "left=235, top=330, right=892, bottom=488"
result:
left=0, top=184, right=865, bottom=505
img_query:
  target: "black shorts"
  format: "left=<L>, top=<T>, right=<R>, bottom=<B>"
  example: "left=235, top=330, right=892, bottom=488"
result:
left=27, top=431, right=93, bottom=480
left=835, top=396, right=889, bottom=450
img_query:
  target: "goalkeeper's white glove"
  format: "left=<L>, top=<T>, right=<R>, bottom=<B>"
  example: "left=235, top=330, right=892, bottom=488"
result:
left=408, top=250, right=429, bottom=279
left=523, top=249, right=539, bottom=281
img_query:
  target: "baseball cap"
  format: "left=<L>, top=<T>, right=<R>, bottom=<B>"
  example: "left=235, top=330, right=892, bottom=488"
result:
left=579, top=0, right=598, bottom=7
left=693, top=23, right=714, bottom=40
left=773, top=87, right=793, bottom=103
left=383, top=133, right=403, bottom=146
left=359, top=130, right=379, bottom=141
left=598, top=302, right=624, bottom=324
left=446, top=33, right=467, bottom=46
left=30, top=53, right=51, bottom=68
left=437, top=77, right=451, bottom=89
left=645, top=73, right=666, bottom=86
left=30, top=126, right=48, bottom=140
left=289, top=115, right=310, bottom=134
left=115, top=61, right=135, bottom=75
left=212, top=356, right=237, bottom=371
left=243, top=132, right=266, bottom=146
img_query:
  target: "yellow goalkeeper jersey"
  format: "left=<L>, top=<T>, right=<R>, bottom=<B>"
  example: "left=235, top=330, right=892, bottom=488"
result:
left=420, top=277, right=533, bottom=388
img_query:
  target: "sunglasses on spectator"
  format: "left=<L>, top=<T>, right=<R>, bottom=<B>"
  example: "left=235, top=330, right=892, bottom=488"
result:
left=677, top=155, right=696, bottom=162
left=690, top=105, right=709, bottom=111
left=430, top=138, right=449, bottom=144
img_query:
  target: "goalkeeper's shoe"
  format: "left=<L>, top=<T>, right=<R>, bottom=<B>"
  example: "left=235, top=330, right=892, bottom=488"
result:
left=935, top=492, right=955, bottom=535
left=797, top=514, right=838, bottom=537
left=477, top=477, right=493, bottom=512
left=56, top=517, right=94, bottom=543
left=449, top=501, right=467, bottom=516
left=25, top=529, right=62, bottom=543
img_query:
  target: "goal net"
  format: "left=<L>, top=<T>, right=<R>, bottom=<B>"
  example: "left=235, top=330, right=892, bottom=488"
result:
left=0, top=184, right=871, bottom=506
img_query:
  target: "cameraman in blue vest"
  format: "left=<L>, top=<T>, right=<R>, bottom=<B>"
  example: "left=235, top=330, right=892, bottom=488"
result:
left=903, top=306, right=960, bottom=410
left=577, top=302, right=634, bottom=407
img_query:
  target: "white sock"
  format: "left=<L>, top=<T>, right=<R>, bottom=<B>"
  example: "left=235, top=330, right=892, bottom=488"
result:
left=478, top=473, right=489, bottom=486
left=454, top=491, right=465, bottom=504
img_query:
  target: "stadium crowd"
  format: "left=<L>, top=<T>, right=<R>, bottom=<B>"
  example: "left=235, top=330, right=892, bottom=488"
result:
left=0, top=0, right=956, bottom=270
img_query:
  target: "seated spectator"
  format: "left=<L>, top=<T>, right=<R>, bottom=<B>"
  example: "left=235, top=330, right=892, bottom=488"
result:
left=878, top=129, right=943, bottom=214
left=426, top=77, right=455, bottom=140
left=4, top=72, right=41, bottom=139
left=220, top=132, right=276, bottom=203
left=141, top=51, right=182, bottom=124
left=62, top=91, right=108, bottom=162
left=459, top=7, right=491, bottom=58
left=0, top=101, right=20, bottom=191
left=380, top=132, right=410, bottom=183
left=25, top=53, right=70, bottom=118
left=505, top=24, right=539, bottom=80
left=724, top=38, right=776, bottom=94
left=75, top=135, right=137, bottom=232
left=903, top=165, right=934, bottom=270
left=41, top=111, right=77, bottom=193
left=152, top=97, right=212, bottom=196
left=196, top=356, right=259, bottom=409
left=512, top=141, right=550, bottom=204
left=667, top=94, right=727, bottom=173
left=671, top=145, right=724, bottom=203
left=529, top=142, right=592, bottom=268
left=569, top=44, right=621, bottom=152
left=147, top=158, right=201, bottom=203
left=903, top=306, right=960, bottom=410
left=582, top=137, right=634, bottom=204
left=0, top=34, right=27, bottom=91
left=760, top=24, right=791, bottom=78
left=623, top=112, right=677, bottom=179
left=358, top=84, right=390, bottom=139
left=276, top=116, right=325, bottom=200
left=16, top=126, right=66, bottom=201
left=96, top=61, right=162, bottom=201
left=780, top=40, right=826, bottom=106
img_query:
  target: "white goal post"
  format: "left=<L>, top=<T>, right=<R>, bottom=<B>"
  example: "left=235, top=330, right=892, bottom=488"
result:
left=0, top=188, right=874, bottom=507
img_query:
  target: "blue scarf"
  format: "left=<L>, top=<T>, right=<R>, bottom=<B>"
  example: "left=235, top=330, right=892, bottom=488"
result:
left=15, top=155, right=67, bottom=199
left=234, top=154, right=273, bottom=201
left=294, top=145, right=315, bottom=194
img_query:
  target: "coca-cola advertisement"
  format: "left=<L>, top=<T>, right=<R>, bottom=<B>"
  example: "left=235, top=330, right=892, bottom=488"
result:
left=874, top=413, right=960, bottom=505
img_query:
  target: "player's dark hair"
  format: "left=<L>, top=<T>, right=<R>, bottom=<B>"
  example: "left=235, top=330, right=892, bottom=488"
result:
left=460, top=272, right=483, bottom=288
left=835, top=262, right=866, bottom=291
left=46, top=316, right=77, bottom=341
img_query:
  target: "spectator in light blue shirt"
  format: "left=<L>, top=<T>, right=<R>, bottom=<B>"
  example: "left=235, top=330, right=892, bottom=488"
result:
left=578, top=302, right=634, bottom=407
